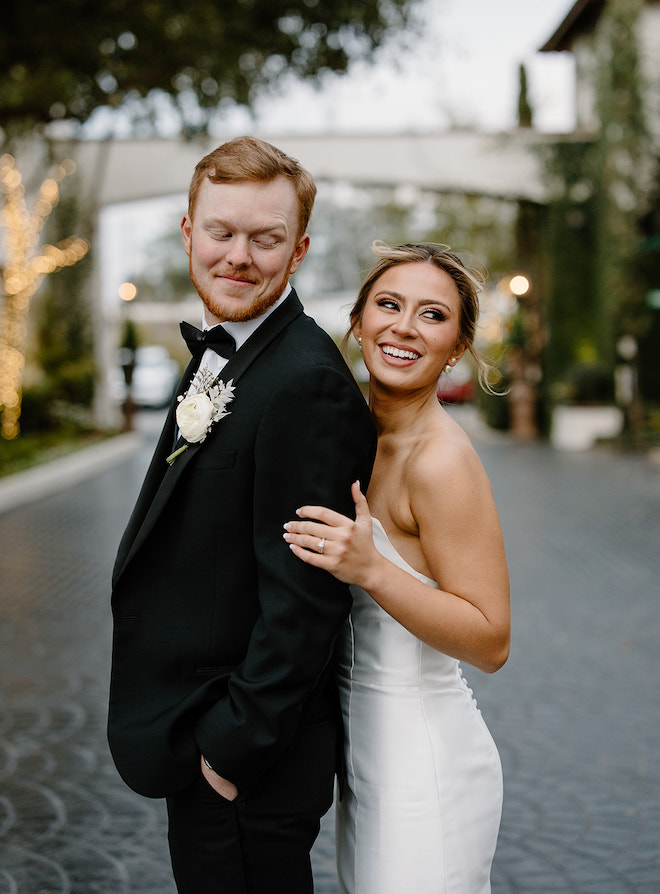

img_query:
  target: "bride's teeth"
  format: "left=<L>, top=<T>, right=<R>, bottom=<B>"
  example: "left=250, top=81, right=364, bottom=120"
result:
left=383, top=346, right=418, bottom=360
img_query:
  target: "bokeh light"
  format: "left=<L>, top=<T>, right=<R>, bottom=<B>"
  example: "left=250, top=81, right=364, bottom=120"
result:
left=118, top=282, right=137, bottom=301
left=509, top=275, right=531, bottom=297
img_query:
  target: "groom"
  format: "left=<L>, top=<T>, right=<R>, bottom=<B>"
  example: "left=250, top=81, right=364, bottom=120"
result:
left=108, top=136, right=376, bottom=893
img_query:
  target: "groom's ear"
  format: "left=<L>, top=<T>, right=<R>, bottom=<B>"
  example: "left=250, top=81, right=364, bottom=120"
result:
left=289, top=234, right=310, bottom=273
left=181, top=215, right=192, bottom=256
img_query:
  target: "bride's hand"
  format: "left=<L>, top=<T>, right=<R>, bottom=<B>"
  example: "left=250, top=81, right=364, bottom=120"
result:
left=283, top=481, right=377, bottom=587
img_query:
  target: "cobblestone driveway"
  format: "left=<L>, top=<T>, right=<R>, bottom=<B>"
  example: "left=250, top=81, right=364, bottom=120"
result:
left=1, top=411, right=658, bottom=892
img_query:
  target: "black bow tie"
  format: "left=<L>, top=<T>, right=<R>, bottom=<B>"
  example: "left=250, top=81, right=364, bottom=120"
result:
left=180, top=321, right=236, bottom=360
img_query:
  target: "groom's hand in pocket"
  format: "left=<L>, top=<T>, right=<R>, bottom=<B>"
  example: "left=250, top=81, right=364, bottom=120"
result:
left=200, top=754, right=239, bottom=801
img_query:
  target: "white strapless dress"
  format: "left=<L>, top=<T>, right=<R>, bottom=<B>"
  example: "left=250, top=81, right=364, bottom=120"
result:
left=335, top=518, right=503, bottom=894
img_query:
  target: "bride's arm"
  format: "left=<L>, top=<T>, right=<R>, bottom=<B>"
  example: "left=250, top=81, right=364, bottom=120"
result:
left=403, top=438, right=510, bottom=672
left=284, top=448, right=510, bottom=674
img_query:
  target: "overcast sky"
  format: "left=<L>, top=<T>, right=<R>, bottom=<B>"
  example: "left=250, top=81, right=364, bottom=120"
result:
left=216, top=0, right=577, bottom=136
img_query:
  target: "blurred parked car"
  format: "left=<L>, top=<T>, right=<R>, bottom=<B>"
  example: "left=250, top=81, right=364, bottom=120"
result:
left=109, top=345, right=180, bottom=408
left=436, top=361, right=475, bottom=404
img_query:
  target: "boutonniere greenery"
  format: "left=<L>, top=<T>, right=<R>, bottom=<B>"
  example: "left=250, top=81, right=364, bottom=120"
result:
left=166, top=369, right=235, bottom=466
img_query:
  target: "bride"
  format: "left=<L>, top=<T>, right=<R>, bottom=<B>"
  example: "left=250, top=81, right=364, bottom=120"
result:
left=284, top=243, right=510, bottom=894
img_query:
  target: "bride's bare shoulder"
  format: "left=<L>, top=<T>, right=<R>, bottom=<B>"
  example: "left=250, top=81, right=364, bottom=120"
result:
left=408, top=410, right=492, bottom=502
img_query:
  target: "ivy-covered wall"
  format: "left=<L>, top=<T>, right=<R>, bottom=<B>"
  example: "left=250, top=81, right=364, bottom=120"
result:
left=541, top=0, right=659, bottom=415
left=542, top=139, right=601, bottom=396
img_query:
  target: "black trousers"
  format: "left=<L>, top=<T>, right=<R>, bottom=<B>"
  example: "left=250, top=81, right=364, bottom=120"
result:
left=166, top=716, right=337, bottom=894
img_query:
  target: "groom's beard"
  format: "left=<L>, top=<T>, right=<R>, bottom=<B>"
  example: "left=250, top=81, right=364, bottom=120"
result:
left=189, top=256, right=293, bottom=324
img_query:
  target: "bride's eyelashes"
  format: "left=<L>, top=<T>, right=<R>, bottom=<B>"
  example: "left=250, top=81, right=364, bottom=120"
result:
left=421, top=308, right=448, bottom=322
left=376, top=297, right=399, bottom=311
left=375, top=297, right=448, bottom=322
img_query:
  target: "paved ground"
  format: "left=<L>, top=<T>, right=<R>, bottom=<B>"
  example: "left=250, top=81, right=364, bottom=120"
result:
left=0, top=408, right=659, bottom=893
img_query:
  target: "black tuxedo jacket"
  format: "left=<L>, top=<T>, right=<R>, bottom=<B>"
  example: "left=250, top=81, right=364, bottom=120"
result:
left=108, top=291, right=376, bottom=799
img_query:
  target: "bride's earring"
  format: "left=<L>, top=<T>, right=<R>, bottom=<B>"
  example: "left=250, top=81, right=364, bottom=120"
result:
left=357, top=336, right=363, bottom=352
left=444, top=356, right=457, bottom=374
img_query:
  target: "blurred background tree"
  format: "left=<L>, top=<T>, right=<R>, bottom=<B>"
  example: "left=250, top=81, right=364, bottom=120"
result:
left=0, top=156, right=89, bottom=440
left=517, top=63, right=533, bottom=130
left=1, top=0, right=415, bottom=139
left=34, top=194, right=95, bottom=409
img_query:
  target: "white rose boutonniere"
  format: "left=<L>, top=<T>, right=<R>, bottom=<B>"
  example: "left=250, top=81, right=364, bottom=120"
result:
left=166, top=369, right=235, bottom=466
left=176, top=392, right=215, bottom=442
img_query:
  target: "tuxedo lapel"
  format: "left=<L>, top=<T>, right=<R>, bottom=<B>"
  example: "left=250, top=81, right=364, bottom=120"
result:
left=113, top=292, right=305, bottom=584
left=115, top=425, right=199, bottom=580
left=212, top=290, right=304, bottom=385
left=112, top=357, right=195, bottom=582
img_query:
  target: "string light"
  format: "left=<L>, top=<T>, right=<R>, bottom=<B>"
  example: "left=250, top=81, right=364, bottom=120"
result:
left=0, top=154, right=89, bottom=439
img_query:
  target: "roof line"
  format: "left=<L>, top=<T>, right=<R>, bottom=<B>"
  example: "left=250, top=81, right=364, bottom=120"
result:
left=540, top=0, right=606, bottom=53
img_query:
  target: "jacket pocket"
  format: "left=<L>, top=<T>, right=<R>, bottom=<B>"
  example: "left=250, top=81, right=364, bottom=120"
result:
left=194, top=665, right=237, bottom=677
